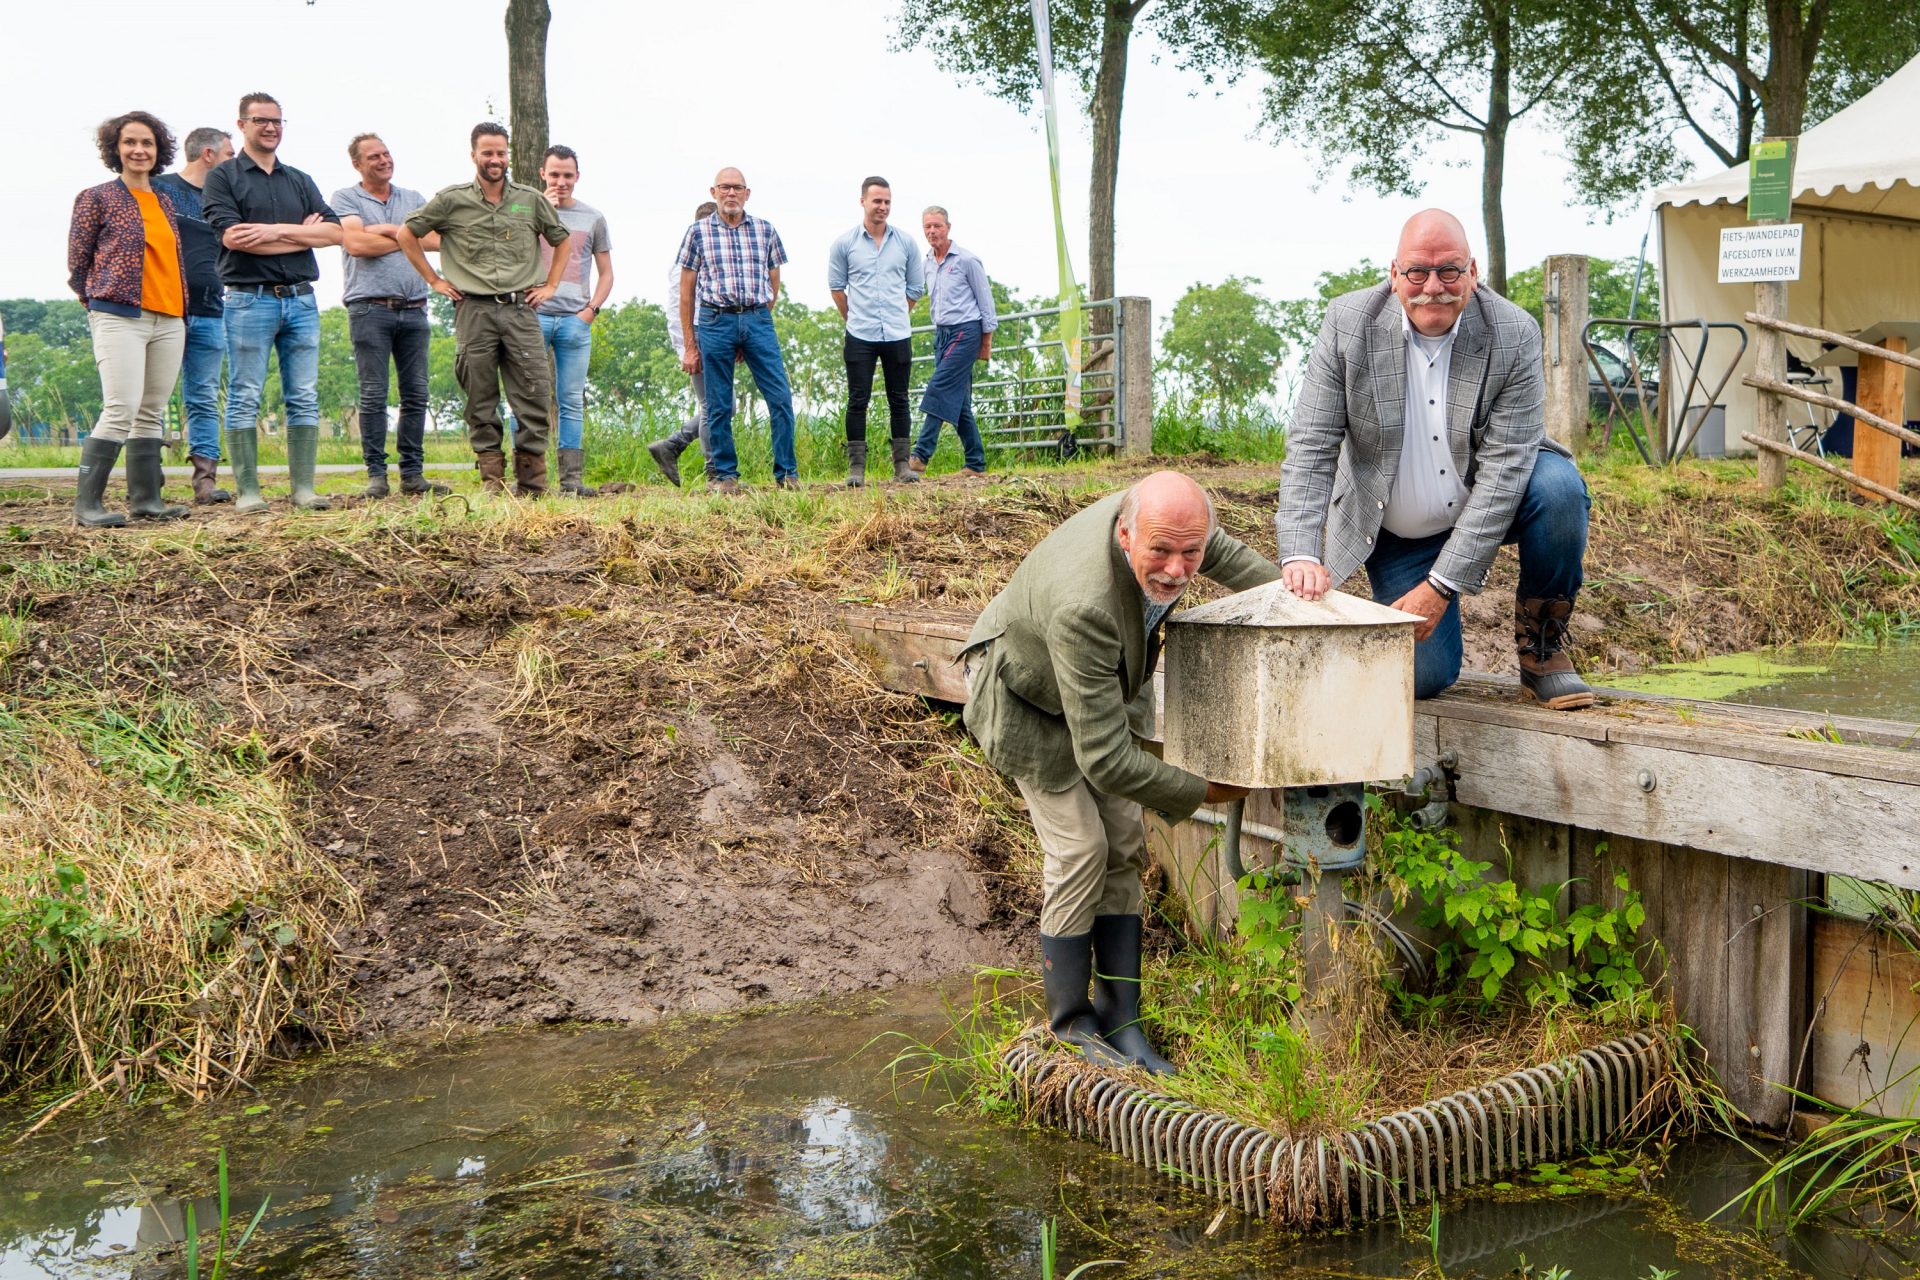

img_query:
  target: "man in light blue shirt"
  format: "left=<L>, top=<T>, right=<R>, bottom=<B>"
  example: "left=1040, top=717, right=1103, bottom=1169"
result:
left=828, top=176, right=925, bottom=486
left=910, top=205, right=997, bottom=479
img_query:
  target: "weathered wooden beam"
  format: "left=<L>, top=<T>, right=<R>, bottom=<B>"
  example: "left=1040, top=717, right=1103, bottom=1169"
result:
left=1742, top=432, right=1920, bottom=514
left=1855, top=337, right=1910, bottom=505
left=1741, top=372, right=1920, bottom=450
left=1440, top=717, right=1920, bottom=889
left=1745, top=310, right=1920, bottom=377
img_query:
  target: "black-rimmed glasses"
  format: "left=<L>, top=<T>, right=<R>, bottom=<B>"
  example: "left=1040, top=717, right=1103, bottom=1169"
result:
left=1398, top=264, right=1467, bottom=285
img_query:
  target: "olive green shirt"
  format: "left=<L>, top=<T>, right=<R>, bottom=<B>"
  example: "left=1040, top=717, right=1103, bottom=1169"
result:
left=405, top=179, right=569, bottom=295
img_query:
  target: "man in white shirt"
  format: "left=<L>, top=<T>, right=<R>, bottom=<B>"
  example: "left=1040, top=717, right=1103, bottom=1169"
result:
left=827, top=176, right=925, bottom=486
left=1275, top=209, right=1594, bottom=710
left=647, top=200, right=718, bottom=487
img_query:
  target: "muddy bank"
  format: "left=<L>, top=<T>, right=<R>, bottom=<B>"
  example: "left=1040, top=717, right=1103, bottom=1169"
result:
left=0, top=457, right=1913, bottom=1058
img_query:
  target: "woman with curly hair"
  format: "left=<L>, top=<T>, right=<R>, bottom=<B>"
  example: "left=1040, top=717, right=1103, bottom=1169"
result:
left=66, top=110, right=191, bottom=526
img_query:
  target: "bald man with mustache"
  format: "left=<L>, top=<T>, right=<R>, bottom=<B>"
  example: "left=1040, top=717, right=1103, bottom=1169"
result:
left=1276, top=209, right=1595, bottom=711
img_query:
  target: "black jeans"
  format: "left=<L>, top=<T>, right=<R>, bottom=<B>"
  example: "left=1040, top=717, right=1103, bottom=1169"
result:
left=348, top=301, right=432, bottom=476
left=843, top=334, right=913, bottom=441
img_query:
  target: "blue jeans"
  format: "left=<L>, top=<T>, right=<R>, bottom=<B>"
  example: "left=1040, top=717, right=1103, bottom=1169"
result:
left=539, top=311, right=593, bottom=451
left=180, top=313, right=225, bottom=459
left=223, top=289, right=320, bottom=434
left=1365, top=449, right=1590, bottom=699
left=696, top=305, right=796, bottom=482
left=914, top=321, right=985, bottom=471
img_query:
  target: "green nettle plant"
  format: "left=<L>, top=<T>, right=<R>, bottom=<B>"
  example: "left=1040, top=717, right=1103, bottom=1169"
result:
left=1372, top=798, right=1652, bottom=1016
left=1232, top=868, right=1306, bottom=1005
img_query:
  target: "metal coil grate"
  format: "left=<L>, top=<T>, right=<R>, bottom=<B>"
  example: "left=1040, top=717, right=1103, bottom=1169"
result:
left=1004, top=1030, right=1670, bottom=1226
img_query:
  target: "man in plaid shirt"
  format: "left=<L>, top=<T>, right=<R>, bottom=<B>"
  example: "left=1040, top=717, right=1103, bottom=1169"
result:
left=1276, top=209, right=1594, bottom=711
left=675, top=167, right=798, bottom=493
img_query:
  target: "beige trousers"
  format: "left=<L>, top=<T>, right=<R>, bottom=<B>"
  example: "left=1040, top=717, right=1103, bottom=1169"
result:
left=88, top=310, right=185, bottom=443
left=1019, top=775, right=1148, bottom=937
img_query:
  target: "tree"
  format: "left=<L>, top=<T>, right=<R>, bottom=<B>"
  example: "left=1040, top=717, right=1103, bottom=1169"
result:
left=1505, top=257, right=1660, bottom=332
left=586, top=301, right=681, bottom=423
left=0, top=299, right=90, bottom=347
left=1243, top=0, right=1609, bottom=297
left=893, top=1, right=1246, bottom=331
left=1, top=330, right=100, bottom=432
left=771, top=296, right=851, bottom=414
left=1272, top=259, right=1386, bottom=361
left=1567, top=1, right=1920, bottom=207
left=1158, top=276, right=1287, bottom=410
left=504, top=0, right=551, bottom=183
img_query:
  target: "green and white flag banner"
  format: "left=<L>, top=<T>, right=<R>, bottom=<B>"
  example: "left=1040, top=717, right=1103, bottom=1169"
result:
left=1031, top=0, right=1083, bottom=427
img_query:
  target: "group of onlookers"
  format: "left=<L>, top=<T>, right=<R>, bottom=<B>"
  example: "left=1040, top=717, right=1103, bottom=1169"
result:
left=64, top=93, right=1001, bottom=521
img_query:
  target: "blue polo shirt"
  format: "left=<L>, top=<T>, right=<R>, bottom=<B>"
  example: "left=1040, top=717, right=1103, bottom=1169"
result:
left=827, top=223, right=925, bottom=342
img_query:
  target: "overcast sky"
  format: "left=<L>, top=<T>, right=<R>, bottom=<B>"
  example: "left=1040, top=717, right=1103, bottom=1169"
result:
left=13, top=0, right=1677, bottom=320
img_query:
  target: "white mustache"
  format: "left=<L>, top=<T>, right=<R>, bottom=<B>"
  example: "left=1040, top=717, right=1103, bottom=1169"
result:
left=1410, top=291, right=1463, bottom=306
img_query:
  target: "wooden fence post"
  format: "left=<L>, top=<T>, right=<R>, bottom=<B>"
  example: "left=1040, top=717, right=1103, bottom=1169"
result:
left=1541, top=255, right=1590, bottom=453
left=1118, top=296, right=1153, bottom=455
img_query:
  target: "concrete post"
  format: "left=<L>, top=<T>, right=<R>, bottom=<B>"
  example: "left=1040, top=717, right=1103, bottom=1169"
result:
left=1540, top=255, right=1590, bottom=453
left=1118, top=295, right=1153, bottom=455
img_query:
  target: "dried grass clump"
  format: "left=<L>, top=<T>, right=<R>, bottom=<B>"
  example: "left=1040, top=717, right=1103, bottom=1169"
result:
left=0, top=683, right=358, bottom=1108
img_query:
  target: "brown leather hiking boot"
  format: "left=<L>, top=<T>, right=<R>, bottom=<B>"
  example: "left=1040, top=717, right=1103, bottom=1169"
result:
left=476, top=450, right=508, bottom=493
left=513, top=448, right=548, bottom=498
left=1516, top=596, right=1596, bottom=710
left=190, top=455, right=232, bottom=504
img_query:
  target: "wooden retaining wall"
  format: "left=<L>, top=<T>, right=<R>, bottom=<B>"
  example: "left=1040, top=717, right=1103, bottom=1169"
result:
left=845, top=607, right=1920, bottom=1128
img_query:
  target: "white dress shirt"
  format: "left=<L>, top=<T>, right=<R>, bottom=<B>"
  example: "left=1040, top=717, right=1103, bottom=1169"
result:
left=1385, top=311, right=1471, bottom=541
left=1282, top=309, right=1471, bottom=591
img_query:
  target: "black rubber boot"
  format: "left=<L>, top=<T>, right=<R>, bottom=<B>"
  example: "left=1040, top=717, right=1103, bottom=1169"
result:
left=845, top=439, right=867, bottom=488
left=74, top=437, right=128, bottom=528
left=1040, top=931, right=1132, bottom=1069
left=1516, top=596, right=1596, bottom=710
left=1090, top=914, right=1176, bottom=1075
left=647, top=438, right=685, bottom=488
left=124, top=438, right=189, bottom=521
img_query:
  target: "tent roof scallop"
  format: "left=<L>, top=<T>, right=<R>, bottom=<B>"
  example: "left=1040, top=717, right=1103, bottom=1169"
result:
left=1652, top=54, right=1920, bottom=223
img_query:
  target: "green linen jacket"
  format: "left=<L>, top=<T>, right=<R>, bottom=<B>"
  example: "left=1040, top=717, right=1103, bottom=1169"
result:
left=962, top=490, right=1281, bottom=823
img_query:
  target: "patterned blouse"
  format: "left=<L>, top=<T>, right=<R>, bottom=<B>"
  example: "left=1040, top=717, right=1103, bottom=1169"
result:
left=67, top=179, right=187, bottom=319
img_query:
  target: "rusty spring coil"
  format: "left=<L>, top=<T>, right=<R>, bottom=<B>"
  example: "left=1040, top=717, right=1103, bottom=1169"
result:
left=1004, top=1030, right=1669, bottom=1227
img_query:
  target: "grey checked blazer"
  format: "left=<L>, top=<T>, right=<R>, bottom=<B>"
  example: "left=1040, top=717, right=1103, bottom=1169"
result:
left=1275, top=283, right=1568, bottom=594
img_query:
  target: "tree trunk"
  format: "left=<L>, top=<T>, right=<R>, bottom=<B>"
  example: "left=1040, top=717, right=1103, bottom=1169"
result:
left=1480, top=0, right=1513, bottom=296
left=1087, top=1, right=1144, bottom=336
left=504, top=0, right=552, bottom=185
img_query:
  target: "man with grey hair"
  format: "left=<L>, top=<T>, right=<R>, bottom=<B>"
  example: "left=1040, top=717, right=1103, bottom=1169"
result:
left=155, top=127, right=235, bottom=504
left=1277, top=208, right=1594, bottom=710
left=962, top=470, right=1279, bottom=1073
left=332, top=133, right=446, bottom=498
left=911, top=204, right=995, bottom=478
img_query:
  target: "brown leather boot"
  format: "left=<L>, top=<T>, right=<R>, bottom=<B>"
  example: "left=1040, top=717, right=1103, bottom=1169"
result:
left=190, top=455, right=231, bottom=504
left=512, top=448, right=548, bottom=498
left=476, top=450, right=507, bottom=493
left=1516, top=597, right=1596, bottom=710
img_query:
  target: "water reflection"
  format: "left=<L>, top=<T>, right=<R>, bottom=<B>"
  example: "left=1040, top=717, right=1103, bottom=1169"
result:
left=0, top=989, right=1913, bottom=1279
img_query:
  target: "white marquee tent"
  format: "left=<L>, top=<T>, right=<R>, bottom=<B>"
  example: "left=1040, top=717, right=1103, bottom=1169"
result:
left=1653, top=54, right=1920, bottom=452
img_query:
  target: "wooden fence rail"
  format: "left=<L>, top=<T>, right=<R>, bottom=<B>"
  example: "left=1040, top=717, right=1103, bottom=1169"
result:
left=1743, top=311, right=1915, bottom=504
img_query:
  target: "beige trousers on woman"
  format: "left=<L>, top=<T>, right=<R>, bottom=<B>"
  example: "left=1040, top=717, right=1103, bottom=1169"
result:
left=88, top=310, right=185, bottom=443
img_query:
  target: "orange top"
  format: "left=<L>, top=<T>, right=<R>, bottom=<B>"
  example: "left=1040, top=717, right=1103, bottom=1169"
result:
left=132, top=187, right=184, bottom=318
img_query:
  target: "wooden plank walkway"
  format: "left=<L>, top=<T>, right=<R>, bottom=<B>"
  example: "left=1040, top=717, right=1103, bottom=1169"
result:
left=845, top=607, right=1920, bottom=888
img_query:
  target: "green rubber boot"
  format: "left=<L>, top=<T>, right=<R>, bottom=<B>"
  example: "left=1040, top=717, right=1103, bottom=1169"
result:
left=227, top=427, right=269, bottom=515
left=124, top=438, right=189, bottom=521
left=74, top=436, right=128, bottom=528
left=286, top=424, right=331, bottom=511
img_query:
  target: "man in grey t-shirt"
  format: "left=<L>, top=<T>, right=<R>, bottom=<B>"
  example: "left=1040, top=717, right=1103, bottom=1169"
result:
left=535, top=144, right=614, bottom=496
left=331, top=133, right=448, bottom=498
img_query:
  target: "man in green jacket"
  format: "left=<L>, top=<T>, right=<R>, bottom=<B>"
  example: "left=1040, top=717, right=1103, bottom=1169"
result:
left=964, top=471, right=1280, bottom=1073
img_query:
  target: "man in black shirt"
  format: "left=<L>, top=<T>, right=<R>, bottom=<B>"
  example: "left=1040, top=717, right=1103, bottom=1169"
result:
left=154, top=126, right=235, bottom=505
left=201, top=91, right=341, bottom=514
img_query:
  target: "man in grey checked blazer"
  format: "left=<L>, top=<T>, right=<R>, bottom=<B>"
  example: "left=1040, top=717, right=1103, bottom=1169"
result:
left=1276, top=209, right=1594, bottom=709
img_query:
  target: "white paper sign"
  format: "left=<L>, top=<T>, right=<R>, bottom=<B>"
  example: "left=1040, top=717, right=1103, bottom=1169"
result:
left=1718, top=224, right=1803, bottom=283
